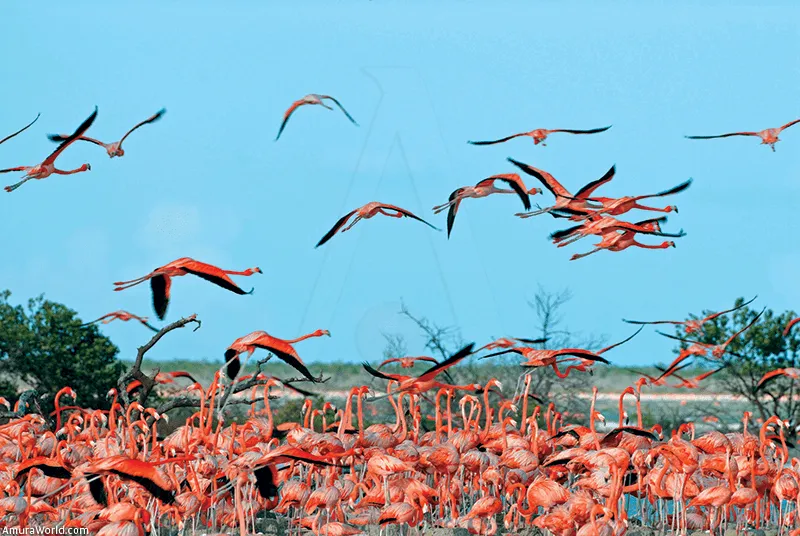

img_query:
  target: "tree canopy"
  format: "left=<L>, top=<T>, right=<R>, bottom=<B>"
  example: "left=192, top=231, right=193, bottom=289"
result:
left=0, top=290, right=124, bottom=413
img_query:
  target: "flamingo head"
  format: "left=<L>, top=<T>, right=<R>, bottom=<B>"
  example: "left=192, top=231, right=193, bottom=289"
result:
left=110, top=147, right=125, bottom=157
left=82, top=163, right=91, bottom=171
left=315, top=329, right=331, bottom=337
left=527, top=187, right=543, bottom=195
left=665, top=241, right=676, bottom=248
left=249, top=267, right=263, bottom=275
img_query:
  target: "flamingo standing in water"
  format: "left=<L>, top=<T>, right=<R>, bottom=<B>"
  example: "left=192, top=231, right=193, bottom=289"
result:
left=2, top=107, right=97, bottom=193
left=0, top=113, right=40, bottom=147
left=468, top=125, right=611, bottom=147
left=223, top=329, right=329, bottom=381
left=432, top=174, right=540, bottom=237
left=275, top=94, right=358, bottom=140
left=79, top=311, right=159, bottom=333
left=685, top=118, right=800, bottom=151
left=623, top=296, right=757, bottom=335
left=113, top=257, right=262, bottom=320
left=47, top=109, right=165, bottom=158
left=316, top=202, right=439, bottom=247
left=507, top=158, right=611, bottom=218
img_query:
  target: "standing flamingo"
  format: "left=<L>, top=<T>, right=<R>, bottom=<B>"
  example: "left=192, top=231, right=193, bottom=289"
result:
left=47, top=108, right=165, bottom=158
left=685, top=118, right=800, bottom=151
left=275, top=94, right=358, bottom=140
left=469, top=125, right=611, bottom=147
left=2, top=107, right=97, bottom=193
left=316, top=202, right=439, bottom=247
left=113, top=257, right=262, bottom=319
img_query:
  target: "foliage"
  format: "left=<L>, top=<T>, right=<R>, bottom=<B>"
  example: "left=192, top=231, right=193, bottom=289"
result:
left=0, top=290, right=124, bottom=414
left=671, top=297, right=800, bottom=431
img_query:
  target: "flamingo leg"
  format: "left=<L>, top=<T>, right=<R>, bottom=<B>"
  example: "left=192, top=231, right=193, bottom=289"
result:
left=4, top=176, right=32, bottom=192
left=570, top=248, right=602, bottom=261
left=340, top=215, right=363, bottom=232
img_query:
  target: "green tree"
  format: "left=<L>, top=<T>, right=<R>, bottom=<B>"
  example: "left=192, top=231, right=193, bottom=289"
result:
left=670, top=297, right=800, bottom=432
left=0, top=290, right=125, bottom=414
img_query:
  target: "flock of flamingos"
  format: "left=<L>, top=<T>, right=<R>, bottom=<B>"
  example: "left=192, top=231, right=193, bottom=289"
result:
left=1, top=95, right=800, bottom=536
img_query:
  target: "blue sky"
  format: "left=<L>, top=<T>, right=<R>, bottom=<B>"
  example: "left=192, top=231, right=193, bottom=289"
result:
left=1, top=2, right=799, bottom=371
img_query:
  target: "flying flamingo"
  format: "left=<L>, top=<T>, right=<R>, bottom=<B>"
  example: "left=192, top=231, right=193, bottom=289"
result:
left=623, top=296, right=757, bottom=335
left=2, top=107, right=97, bottom=193
left=48, top=108, right=165, bottom=158
left=275, top=94, right=358, bottom=140
left=468, top=125, right=611, bottom=147
left=656, top=365, right=726, bottom=389
left=550, top=216, right=668, bottom=248
left=570, top=228, right=685, bottom=261
left=656, top=308, right=764, bottom=361
left=223, top=329, right=329, bottom=381
left=507, top=158, right=611, bottom=218
left=587, top=179, right=693, bottom=216
left=0, top=113, right=40, bottom=147
left=113, top=257, right=262, bottom=320
left=432, top=174, right=540, bottom=237
left=316, top=202, right=439, bottom=247
left=685, top=118, right=800, bottom=151
left=377, top=356, right=439, bottom=369
left=79, top=310, right=159, bottom=333
left=756, top=368, right=800, bottom=391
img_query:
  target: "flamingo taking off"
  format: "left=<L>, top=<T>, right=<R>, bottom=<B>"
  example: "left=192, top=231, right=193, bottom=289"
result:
left=275, top=94, right=358, bottom=140
left=2, top=107, right=97, bottom=193
left=113, top=257, right=262, bottom=320
left=80, top=311, right=159, bottom=333
left=623, top=296, right=757, bottom=335
left=48, top=108, right=165, bottom=158
left=685, top=118, right=800, bottom=151
left=0, top=113, right=40, bottom=147
left=469, top=125, right=611, bottom=147
left=432, top=174, right=540, bottom=237
left=316, top=202, right=439, bottom=247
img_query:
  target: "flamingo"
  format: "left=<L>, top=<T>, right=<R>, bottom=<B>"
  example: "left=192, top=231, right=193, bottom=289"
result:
left=432, top=174, right=541, bottom=237
left=468, top=125, right=611, bottom=147
left=587, top=178, right=693, bottom=216
left=79, top=310, right=159, bottom=333
left=0, top=113, right=40, bottom=147
left=113, top=257, right=262, bottom=320
left=2, top=107, right=97, bottom=193
left=507, top=158, right=611, bottom=218
left=623, top=296, right=757, bottom=334
left=377, top=356, right=439, bottom=369
left=685, top=118, right=800, bottom=151
left=223, top=329, right=329, bottom=381
left=275, top=94, right=358, bottom=140
left=47, top=108, right=165, bottom=158
left=756, top=368, right=800, bottom=391
left=315, top=202, right=439, bottom=247
left=570, top=228, right=685, bottom=261
left=550, top=216, right=669, bottom=248
left=655, top=308, right=764, bottom=360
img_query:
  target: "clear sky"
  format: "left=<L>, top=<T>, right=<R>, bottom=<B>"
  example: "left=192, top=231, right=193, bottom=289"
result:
left=1, top=1, right=799, bottom=371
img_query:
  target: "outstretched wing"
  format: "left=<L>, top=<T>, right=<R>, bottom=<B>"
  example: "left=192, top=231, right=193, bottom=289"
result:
left=549, top=125, right=612, bottom=135
left=479, top=174, right=531, bottom=210
left=320, top=95, right=359, bottom=125
left=446, top=188, right=464, bottom=239
left=507, top=157, right=570, bottom=198
left=778, top=118, right=800, bottom=132
left=275, top=99, right=307, bottom=141
left=253, top=345, right=317, bottom=382
left=574, top=165, right=616, bottom=200
left=119, top=108, right=167, bottom=146
left=468, top=132, right=528, bottom=145
left=702, top=295, right=758, bottom=322
left=417, top=343, right=475, bottom=381
left=43, top=107, right=98, bottom=166
left=316, top=209, right=357, bottom=248
left=0, top=113, right=40, bottom=146
left=685, top=132, right=758, bottom=140
left=380, top=204, right=441, bottom=230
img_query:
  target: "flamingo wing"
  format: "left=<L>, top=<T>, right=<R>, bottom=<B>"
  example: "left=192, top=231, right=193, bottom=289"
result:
left=622, top=318, right=684, bottom=326
left=316, top=209, right=358, bottom=248
left=150, top=274, right=172, bottom=320
left=223, top=348, right=241, bottom=380
left=0, top=166, right=29, bottom=173
left=479, top=174, right=531, bottom=210
left=275, top=99, right=307, bottom=140
left=514, top=337, right=548, bottom=345
left=253, top=465, right=279, bottom=499
left=784, top=317, right=800, bottom=337
left=702, top=295, right=757, bottom=322
left=87, top=475, right=108, bottom=506
left=118, top=108, right=166, bottom=147
left=468, top=132, right=528, bottom=145
left=139, top=319, right=160, bottom=333
left=574, top=165, right=616, bottom=200
left=635, top=178, right=693, bottom=200
left=548, top=125, right=612, bottom=135
left=553, top=349, right=610, bottom=364
left=180, top=262, right=254, bottom=295
left=280, top=380, right=318, bottom=397
left=416, top=343, right=475, bottom=382
left=42, top=107, right=98, bottom=166
left=598, top=326, right=644, bottom=354
left=47, top=133, right=107, bottom=147
left=377, top=358, right=401, bottom=369
left=0, top=113, right=40, bottom=146
left=446, top=188, right=465, bottom=238
left=319, top=95, right=359, bottom=125
left=110, top=470, right=175, bottom=504
left=655, top=330, right=705, bottom=346
left=362, top=362, right=401, bottom=382
left=685, top=132, right=758, bottom=139
left=507, top=158, right=570, bottom=198
left=252, top=344, right=317, bottom=382
left=756, top=369, right=790, bottom=391
left=778, top=118, right=800, bottom=132
left=550, top=223, right=587, bottom=242
left=379, top=204, right=441, bottom=230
